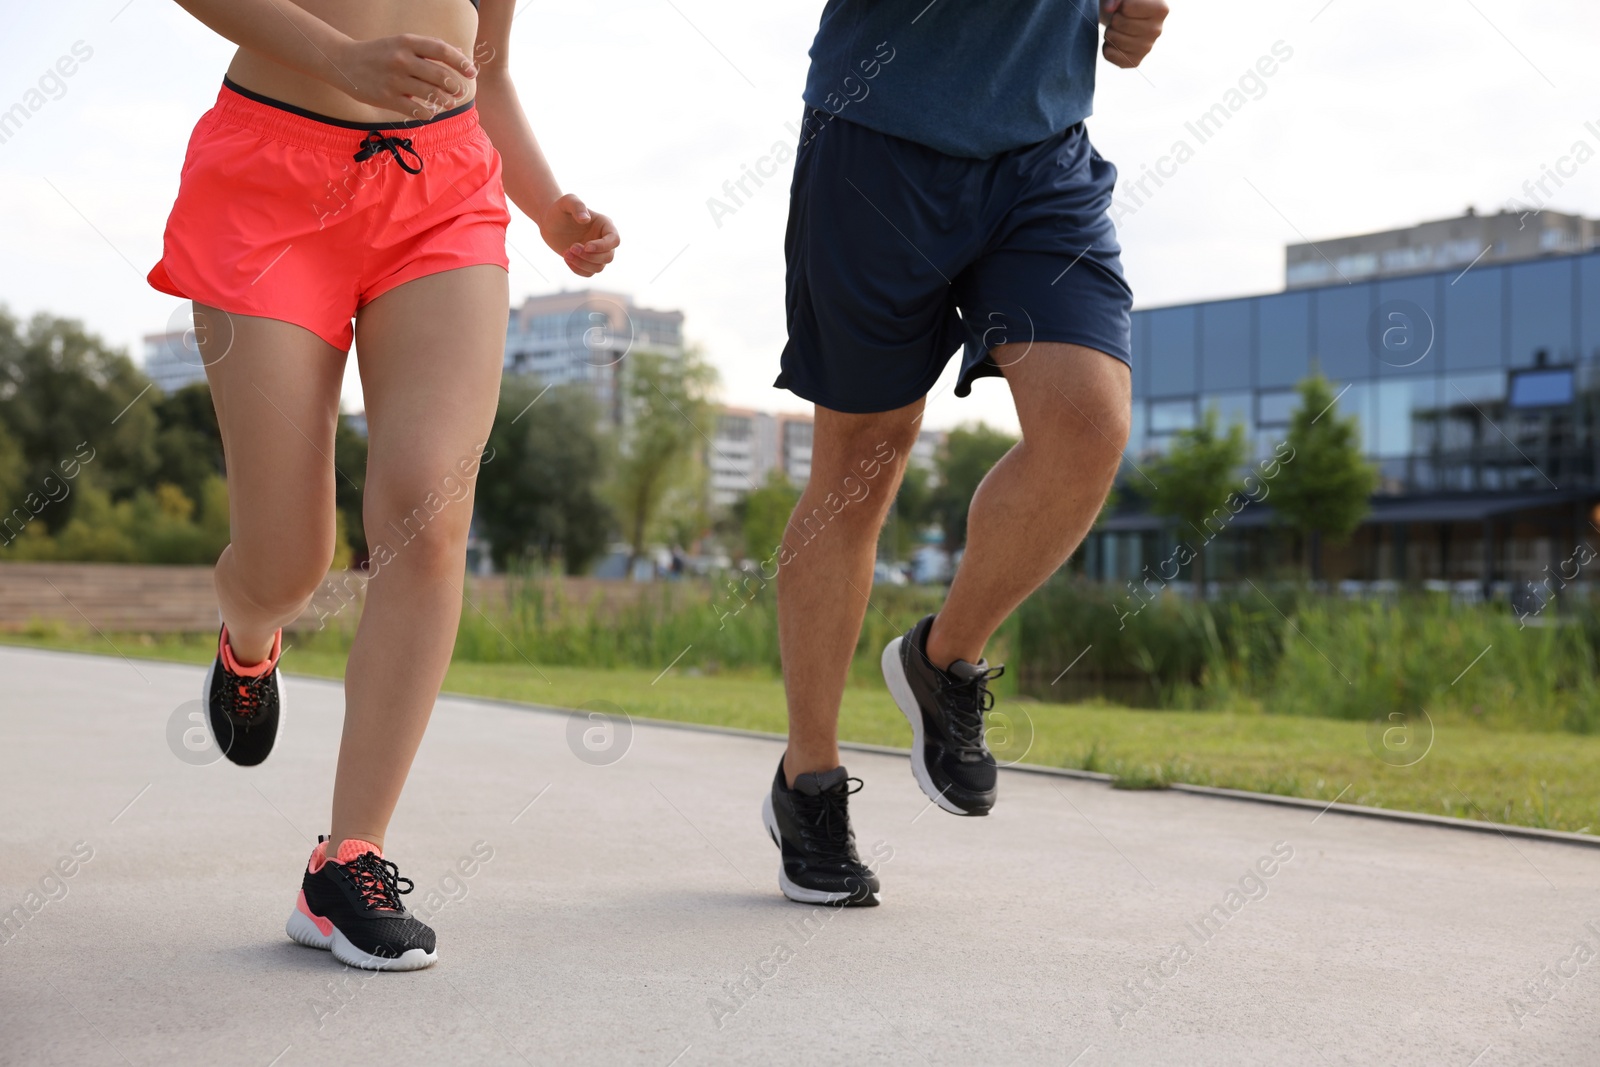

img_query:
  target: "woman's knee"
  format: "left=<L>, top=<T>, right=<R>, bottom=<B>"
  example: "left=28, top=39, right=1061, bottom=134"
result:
left=225, top=536, right=336, bottom=615
left=362, top=484, right=474, bottom=577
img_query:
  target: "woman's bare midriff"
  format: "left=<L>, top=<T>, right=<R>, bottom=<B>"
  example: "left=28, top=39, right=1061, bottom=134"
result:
left=225, top=0, right=478, bottom=123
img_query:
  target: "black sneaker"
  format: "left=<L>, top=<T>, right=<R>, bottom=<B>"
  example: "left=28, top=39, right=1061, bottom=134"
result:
left=203, top=624, right=286, bottom=767
left=881, top=614, right=1005, bottom=816
left=286, top=838, right=438, bottom=971
left=761, top=757, right=880, bottom=907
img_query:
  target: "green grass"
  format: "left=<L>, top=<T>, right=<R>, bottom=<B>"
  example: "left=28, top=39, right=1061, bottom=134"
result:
left=6, top=626, right=1599, bottom=834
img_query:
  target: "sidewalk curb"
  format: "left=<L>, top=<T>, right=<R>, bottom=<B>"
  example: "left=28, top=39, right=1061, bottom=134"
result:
left=439, top=686, right=1600, bottom=851
left=2, top=646, right=1590, bottom=851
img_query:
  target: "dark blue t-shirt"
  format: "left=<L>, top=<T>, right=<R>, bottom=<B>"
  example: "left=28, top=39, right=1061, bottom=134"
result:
left=801, top=0, right=1101, bottom=159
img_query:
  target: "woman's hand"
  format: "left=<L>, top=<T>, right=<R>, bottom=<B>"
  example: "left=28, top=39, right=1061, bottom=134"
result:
left=539, top=194, right=620, bottom=277
left=332, top=34, right=478, bottom=119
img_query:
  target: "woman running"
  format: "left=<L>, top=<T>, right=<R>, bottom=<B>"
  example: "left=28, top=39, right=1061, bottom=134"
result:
left=151, top=0, right=618, bottom=970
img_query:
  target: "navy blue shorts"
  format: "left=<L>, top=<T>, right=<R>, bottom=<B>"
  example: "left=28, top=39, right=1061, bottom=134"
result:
left=777, top=114, right=1133, bottom=414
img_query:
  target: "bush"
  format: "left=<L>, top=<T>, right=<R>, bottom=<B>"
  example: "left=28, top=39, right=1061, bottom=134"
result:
left=1012, top=576, right=1600, bottom=734
left=0, top=473, right=234, bottom=565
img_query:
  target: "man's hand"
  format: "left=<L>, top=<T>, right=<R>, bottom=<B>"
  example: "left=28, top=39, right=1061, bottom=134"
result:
left=539, top=193, right=620, bottom=277
left=1100, top=0, right=1168, bottom=69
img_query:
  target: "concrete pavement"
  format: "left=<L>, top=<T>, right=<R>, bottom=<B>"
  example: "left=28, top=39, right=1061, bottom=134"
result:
left=2, top=645, right=1598, bottom=1066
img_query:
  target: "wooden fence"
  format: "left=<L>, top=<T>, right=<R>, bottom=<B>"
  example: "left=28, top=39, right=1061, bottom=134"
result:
left=0, top=563, right=681, bottom=633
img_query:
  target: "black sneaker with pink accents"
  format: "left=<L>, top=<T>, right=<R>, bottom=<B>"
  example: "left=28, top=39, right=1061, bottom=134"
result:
left=286, top=838, right=437, bottom=972
left=202, top=624, right=287, bottom=767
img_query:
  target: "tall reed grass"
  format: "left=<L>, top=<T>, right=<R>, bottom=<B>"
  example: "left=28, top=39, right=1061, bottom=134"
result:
left=300, top=570, right=1600, bottom=734
left=1014, top=578, right=1600, bottom=733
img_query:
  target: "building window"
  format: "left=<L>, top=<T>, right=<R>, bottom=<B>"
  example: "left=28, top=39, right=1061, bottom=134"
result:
left=1314, top=283, right=1375, bottom=381
left=1376, top=275, right=1441, bottom=378
left=1509, top=258, right=1576, bottom=368
left=1129, top=313, right=1149, bottom=399
left=1149, top=398, right=1196, bottom=434
left=717, top=415, right=752, bottom=441
left=1257, top=389, right=1299, bottom=426
left=1257, top=292, right=1310, bottom=388
left=1443, top=265, right=1505, bottom=371
left=1374, top=378, right=1441, bottom=459
left=1201, top=392, right=1253, bottom=436
left=1508, top=367, right=1575, bottom=409
left=1128, top=401, right=1147, bottom=455
left=1146, top=307, right=1197, bottom=398
left=1579, top=254, right=1600, bottom=360
left=1199, top=299, right=1253, bottom=392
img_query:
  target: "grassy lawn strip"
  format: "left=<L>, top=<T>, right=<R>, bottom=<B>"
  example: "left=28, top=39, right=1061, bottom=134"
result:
left=6, top=630, right=1598, bottom=834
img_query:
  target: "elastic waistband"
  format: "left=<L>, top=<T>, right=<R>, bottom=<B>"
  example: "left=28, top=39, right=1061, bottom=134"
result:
left=214, top=78, right=481, bottom=154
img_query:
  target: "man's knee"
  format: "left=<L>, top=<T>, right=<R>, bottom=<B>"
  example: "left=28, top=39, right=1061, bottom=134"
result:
left=812, top=411, right=920, bottom=491
left=1030, top=363, right=1130, bottom=467
left=813, top=445, right=915, bottom=530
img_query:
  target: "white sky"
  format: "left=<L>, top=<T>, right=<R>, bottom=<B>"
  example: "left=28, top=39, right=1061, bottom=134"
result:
left=0, top=0, right=1596, bottom=433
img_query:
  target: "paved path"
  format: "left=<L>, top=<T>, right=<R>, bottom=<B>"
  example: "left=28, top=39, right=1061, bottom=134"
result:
left=2, top=646, right=1598, bottom=1066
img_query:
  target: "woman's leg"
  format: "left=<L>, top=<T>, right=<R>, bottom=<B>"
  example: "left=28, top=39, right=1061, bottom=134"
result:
left=327, top=265, right=508, bottom=857
left=199, top=306, right=347, bottom=665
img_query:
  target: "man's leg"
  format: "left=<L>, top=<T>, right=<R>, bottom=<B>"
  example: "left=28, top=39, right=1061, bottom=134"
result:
left=923, top=342, right=1130, bottom=670
left=777, top=398, right=924, bottom=785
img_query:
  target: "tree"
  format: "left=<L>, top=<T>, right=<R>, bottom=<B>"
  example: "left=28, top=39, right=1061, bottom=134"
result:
left=0, top=420, right=24, bottom=511
left=734, top=469, right=800, bottom=562
left=611, top=347, right=717, bottom=573
left=477, top=379, right=612, bottom=573
left=150, top=382, right=224, bottom=513
left=1146, top=406, right=1248, bottom=594
left=931, top=423, right=1016, bottom=552
left=879, top=460, right=932, bottom=562
left=0, top=310, right=160, bottom=526
left=333, top=413, right=369, bottom=564
left=1271, top=374, right=1378, bottom=580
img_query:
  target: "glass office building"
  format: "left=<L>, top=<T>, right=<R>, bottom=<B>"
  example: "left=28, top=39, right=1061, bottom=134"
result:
left=1088, top=245, right=1600, bottom=594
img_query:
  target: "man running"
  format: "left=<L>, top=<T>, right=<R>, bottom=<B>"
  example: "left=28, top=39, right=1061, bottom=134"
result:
left=761, top=0, right=1167, bottom=905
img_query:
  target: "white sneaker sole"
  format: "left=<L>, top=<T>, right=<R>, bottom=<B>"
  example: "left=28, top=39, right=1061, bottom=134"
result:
left=285, top=901, right=437, bottom=971
left=881, top=637, right=966, bottom=815
left=761, top=792, right=878, bottom=906
left=285, top=901, right=333, bottom=950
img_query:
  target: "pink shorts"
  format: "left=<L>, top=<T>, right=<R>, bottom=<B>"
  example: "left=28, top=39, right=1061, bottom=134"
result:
left=149, top=80, right=510, bottom=351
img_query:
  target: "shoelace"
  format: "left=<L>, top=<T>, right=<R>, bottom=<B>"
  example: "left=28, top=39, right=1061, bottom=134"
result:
left=354, top=131, right=423, bottom=174
left=226, top=672, right=272, bottom=722
left=939, top=664, right=1006, bottom=761
left=342, top=851, right=416, bottom=912
left=793, top=778, right=863, bottom=864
